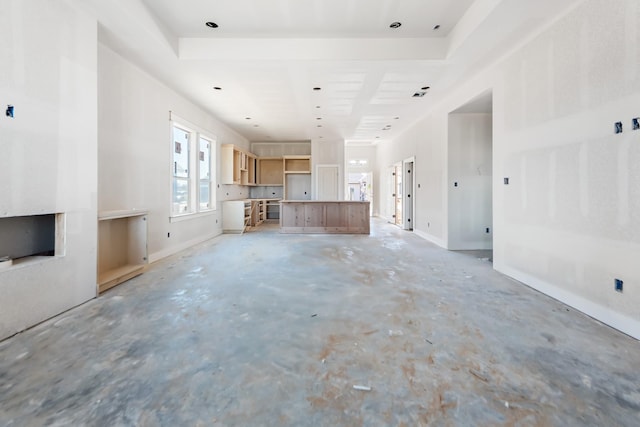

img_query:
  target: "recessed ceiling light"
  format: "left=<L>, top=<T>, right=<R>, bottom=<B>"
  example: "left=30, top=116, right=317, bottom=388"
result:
left=316, top=117, right=322, bottom=120
left=316, top=106, right=321, bottom=109
left=205, top=22, right=219, bottom=29
left=253, top=124, right=259, bottom=127
left=390, top=22, right=402, bottom=29
left=421, top=86, right=430, bottom=90
left=376, top=136, right=381, bottom=139
left=213, top=86, right=222, bottom=90
left=433, top=25, right=441, bottom=30
left=245, top=117, right=251, bottom=120
left=317, top=125, right=322, bottom=127
left=313, top=87, right=322, bottom=91
left=394, top=117, right=400, bottom=120
left=413, top=92, right=426, bottom=98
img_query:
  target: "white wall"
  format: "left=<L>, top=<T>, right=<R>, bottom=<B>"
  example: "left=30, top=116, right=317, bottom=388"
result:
left=381, top=0, right=640, bottom=338
left=448, top=113, right=493, bottom=250
left=378, top=116, right=448, bottom=246
left=0, top=1, right=98, bottom=340
left=312, top=138, right=345, bottom=200
left=98, top=44, right=249, bottom=263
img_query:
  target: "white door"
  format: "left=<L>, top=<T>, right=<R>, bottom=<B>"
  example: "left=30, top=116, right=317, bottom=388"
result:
left=316, top=165, right=339, bottom=200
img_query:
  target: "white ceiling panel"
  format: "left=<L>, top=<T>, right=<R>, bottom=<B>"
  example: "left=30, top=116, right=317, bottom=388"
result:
left=84, top=0, right=582, bottom=142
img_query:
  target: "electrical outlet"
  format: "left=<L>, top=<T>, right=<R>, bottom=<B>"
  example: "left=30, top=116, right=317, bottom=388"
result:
left=504, top=177, right=510, bottom=185
left=633, top=118, right=640, bottom=130
left=454, top=182, right=458, bottom=187
left=167, top=232, right=170, bottom=238
left=486, top=227, right=490, bottom=233
left=5, top=105, right=14, bottom=118
left=615, top=279, right=623, bottom=293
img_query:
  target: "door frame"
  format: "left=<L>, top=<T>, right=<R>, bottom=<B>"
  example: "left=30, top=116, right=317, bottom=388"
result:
left=403, top=156, right=415, bottom=231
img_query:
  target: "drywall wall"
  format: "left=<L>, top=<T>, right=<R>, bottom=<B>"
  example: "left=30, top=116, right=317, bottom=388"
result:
left=378, top=116, right=447, bottom=246
left=382, top=0, right=640, bottom=338
left=98, top=44, right=249, bottom=263
left=448, top=113, right=493, bottom=250
left=312, top=139, right=345, bottom=200
left=0, top=1, right=98, bottom=340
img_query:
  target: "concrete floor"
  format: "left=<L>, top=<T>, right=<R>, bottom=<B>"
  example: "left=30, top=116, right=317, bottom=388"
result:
left=1, top=219, right=639, bottom=426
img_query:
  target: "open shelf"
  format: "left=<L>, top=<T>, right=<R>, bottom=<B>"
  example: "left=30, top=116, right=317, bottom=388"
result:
left=284, top=156, right=311, bottom=173
left=258, top=158, right=284, bottom=185
left=98, top=210, right=148, bottom=293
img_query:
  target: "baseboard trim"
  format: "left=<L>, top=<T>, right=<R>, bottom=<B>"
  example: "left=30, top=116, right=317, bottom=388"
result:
left=414, top=229, right=447, bottom=249
left=498, top=266, right=640, bottom=340
left=149, top=231, right=222, bottom=264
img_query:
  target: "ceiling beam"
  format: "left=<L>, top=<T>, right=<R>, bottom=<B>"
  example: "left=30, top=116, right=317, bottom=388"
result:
left=179, top=38, right=448, bottom=62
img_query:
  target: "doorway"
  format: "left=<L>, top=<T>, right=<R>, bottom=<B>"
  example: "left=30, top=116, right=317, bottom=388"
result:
left=447, top=91, right=493, bottom=250
left=348, top=172, right=373, bottom=215
left=394, top=162, right=403, bottom=226
left=403, top=158, right=414, bottom=230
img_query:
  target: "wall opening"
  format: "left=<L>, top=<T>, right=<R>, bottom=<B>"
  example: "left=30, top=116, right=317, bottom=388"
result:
left=0, top=214, right=65, bottom=268
left=348, top=171, right=373, bottom=215
left=447, top=91, right=494, bottom=252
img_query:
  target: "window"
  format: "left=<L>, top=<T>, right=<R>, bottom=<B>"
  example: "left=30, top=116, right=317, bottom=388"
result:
left=172, top=125, right=191, bottom=214
left=199, top=136, right=212, bottom=210
left=170, top=115, right=216, bottom=217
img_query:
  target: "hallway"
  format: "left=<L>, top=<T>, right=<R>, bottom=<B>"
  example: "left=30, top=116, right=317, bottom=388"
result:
left=1, top=219, right=639, bottom=426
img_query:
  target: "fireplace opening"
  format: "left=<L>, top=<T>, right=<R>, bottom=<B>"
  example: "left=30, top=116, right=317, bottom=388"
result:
left=0, top=214, right=65, bottom=268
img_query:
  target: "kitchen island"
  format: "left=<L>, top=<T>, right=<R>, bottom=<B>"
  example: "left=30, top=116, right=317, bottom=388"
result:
left=280, top=200, right=370, bottom=234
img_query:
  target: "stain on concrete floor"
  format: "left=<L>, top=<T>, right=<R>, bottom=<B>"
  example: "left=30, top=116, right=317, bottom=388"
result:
left=1, top=219, right=639, bottom=426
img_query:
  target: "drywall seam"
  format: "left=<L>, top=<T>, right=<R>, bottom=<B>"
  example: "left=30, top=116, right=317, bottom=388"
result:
left=499, top=265, right=640, bottom=340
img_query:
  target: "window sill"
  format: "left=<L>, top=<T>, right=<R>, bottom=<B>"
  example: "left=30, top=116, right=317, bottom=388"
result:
left=169, top=209, right=217, bottom=223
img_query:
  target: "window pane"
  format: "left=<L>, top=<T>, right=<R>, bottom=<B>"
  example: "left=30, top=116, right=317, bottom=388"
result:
left=172, top=178, right=189, bottom=214
left=199, top=181, right=210, bottom=209
left=173, top=126, right=190, bottom=178
left=199, top=137, right=210, bottom=180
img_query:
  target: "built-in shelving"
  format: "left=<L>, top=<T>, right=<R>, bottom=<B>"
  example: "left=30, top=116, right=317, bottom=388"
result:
left=97, top=210, right=148, bottom=293
left=222, top=144, right=257, bottom=186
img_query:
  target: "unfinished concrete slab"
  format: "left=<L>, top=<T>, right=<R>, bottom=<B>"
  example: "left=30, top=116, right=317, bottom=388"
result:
left=1, top=219, right=639, bottom=426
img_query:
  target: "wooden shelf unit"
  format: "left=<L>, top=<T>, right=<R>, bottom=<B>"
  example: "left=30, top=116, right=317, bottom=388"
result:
left=266, top=200, right=280, bottom=220
left=251, top=199, right=266, bottom=226
left=97, top=210, right=148, bottom=293
left=257, top=158, right=284, bottom=185
left=221, top=144, right=257, bottom=186
left=284, top=155, right=311, bottom=173
left=222, top=200, right=252, bottom=233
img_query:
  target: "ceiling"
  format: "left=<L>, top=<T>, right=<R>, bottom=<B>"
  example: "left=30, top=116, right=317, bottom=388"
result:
left=81, top=0, right=581, bottom=144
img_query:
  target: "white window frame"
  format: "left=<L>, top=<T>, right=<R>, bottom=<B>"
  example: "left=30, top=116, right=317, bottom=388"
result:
left=169, top=112, right=216, bottom=221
